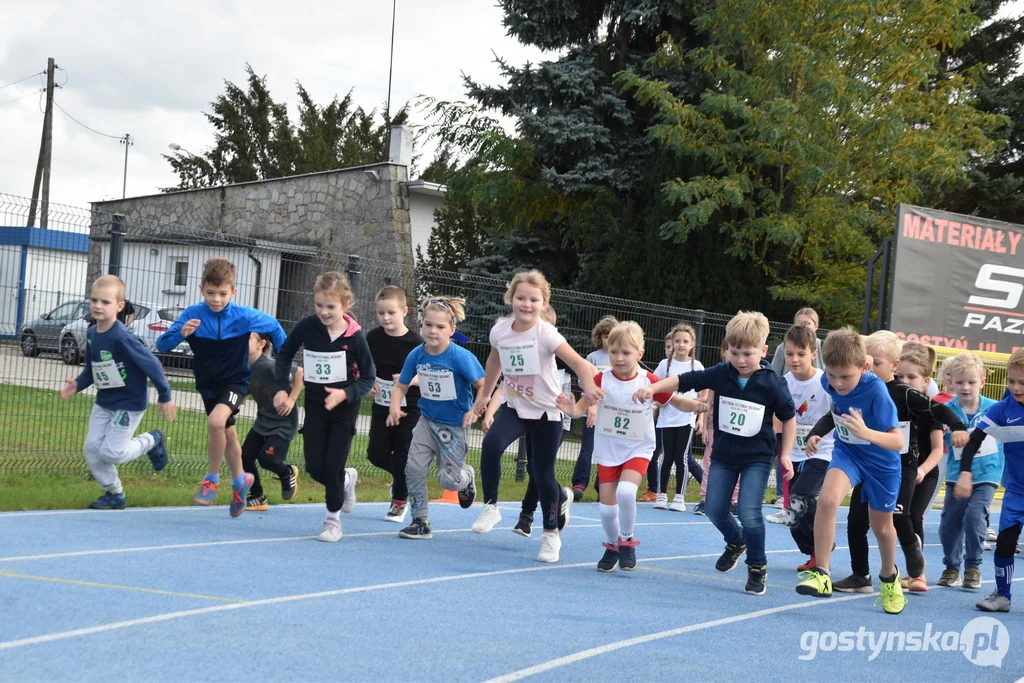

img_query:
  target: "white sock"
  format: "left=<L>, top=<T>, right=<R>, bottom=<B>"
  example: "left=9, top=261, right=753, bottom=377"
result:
left=617, top=480, right=639, bottom=538
left=326, top=509, right=341, bottom=522
left=599, top=503, right=620, bottom=545
left=138, top=432, right=156, bottom=451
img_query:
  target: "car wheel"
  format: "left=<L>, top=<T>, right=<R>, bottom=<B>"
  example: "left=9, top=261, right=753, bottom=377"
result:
left=61, top=335, right=81, bottom=365
left=20, top=332, right=39, bottom=357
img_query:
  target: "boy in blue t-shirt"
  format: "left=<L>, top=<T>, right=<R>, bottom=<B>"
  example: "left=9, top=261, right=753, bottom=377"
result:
left=959, top=349, right=1024, bottom=612
left=60, top=276, right=176, bottom=509
left=388, top=297, right=486, bottom=540
left=797, top=327, right=907, bottom=614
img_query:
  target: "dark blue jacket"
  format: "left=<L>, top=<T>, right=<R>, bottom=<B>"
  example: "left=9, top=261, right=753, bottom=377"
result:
left=677, top=359, right=796, bottom=466
left=157, top=301, right=285, bottom=398
left=75, top=321, right=172, bottom=412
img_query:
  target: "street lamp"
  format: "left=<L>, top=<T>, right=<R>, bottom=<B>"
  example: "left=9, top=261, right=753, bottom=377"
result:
left=168, top=143, right=190, bottom=154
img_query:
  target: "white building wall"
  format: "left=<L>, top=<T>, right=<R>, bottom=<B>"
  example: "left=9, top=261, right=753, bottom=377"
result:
left=408, top=193, right=444, bottom=262
left=0, top=245, right=22, bottom=336
left=23, top=248, right=89, bottom=323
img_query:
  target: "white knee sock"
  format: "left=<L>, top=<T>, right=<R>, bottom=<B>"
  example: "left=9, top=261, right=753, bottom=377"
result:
left=599, top=503, right=620, bottom=545
left=617, top=480, right=639, bottom=539
left=326, top=509, right=341, bottom=522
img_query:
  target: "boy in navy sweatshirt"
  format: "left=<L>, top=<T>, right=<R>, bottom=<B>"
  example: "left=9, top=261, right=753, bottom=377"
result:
left=636, top=311, right=796, bottom=595
left=60, top=276, right=176, bottom=509
left=157, top=258, right=286, bottom=517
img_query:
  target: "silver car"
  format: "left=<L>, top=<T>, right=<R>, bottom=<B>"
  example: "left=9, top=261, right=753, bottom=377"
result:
left=59, top=303, right=191, bottom=366
left=20, top=300, right=91, bottom=357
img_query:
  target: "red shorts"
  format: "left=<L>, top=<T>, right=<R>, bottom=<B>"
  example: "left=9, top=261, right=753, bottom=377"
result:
left=597, top=457, right=651, bottom=484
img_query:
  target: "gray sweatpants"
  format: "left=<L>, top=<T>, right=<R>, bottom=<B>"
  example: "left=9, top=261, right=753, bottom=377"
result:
left=84, top=404, right=152, bottom=494
left=405, top=416, right=472, bottom=521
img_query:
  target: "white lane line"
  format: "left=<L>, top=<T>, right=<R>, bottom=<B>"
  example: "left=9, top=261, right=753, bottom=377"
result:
left=482, top=594, right=870, bottom=682
left=0, top=549, right=807, bottom=651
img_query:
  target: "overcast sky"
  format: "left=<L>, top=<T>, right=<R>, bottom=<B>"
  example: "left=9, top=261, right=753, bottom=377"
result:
left=2, top=1, right=1021, bottom=212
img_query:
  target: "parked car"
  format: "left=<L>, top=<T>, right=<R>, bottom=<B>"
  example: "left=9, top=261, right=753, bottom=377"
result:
left=20, top=300, right=91, bottom=357
left=59, top=303, right=192, bottom=367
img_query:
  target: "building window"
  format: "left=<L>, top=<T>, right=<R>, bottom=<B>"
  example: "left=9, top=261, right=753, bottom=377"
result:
left=165, top=257, right=188, bottom=292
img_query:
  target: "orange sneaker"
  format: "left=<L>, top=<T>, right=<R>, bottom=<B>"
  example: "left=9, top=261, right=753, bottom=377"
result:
left=797, top=556, right=817, bottom=572
left=641, top=491, right=658, bottom=502
left=906, top=576, right=929, bottom=592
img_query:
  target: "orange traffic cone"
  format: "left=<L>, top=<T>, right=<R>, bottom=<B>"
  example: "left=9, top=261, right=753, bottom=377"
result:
left=431, top=489, right=460, bottom=504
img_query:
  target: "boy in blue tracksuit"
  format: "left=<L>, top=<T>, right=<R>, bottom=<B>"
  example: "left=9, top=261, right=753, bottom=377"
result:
left=636, top=311, right=796, bottom=596
left=157, top=257, right=286, bottom=517
left=60, top=276, right=175, bottom=509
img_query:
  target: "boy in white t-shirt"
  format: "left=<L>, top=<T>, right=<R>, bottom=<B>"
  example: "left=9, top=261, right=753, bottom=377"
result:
left=558, top=322, right=707, bottom=571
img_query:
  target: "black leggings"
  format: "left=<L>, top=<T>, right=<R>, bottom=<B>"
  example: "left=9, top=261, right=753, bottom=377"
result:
left=788, top=459, right=829, bottom=556
left=302, top=405, right=356, bottom=513
left=366, top=405, right=419, bottom=501
left=908, top=468, right=940, bottom=544
left=520, top=430, right=566, bottom=516
left=660, top=426, right=702, bottom=495
left=241, top=430, right=293, bottom=497
left=848, top=464, right=924, bottom=578
left=482, top=406, right=563, bottom=531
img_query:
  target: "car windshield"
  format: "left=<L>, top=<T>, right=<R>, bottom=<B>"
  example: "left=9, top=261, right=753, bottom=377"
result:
left=158, top=308, right=182, bottom=322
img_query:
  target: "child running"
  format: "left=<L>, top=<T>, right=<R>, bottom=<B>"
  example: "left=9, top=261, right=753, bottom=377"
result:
left=242, top=332, right=302, bottom=510
left=60, top=275, right=175, bottom=509
left=635, top=311, right=796, bottom=595
left=157, top=257, right=285, bottom=516
left=366, top=285, right=424, bottom=523
left=642, top=335, right=674, bottom=502
left=558, top=321, right=707, bottom=571
left=956, top=348, right=1024, bottom=612
left=570, top=316, right=617, bottom=500
left=936, top=353, right=1004, bottom=591
left=652, top=323, right=705, bottom=511
left=795, top=328, right=906, bottom=613
left=388, top=297, right=484, bottom=540
left=273, top=272, right=374, bottom=542
left=471, top=270, right=603, bottom=563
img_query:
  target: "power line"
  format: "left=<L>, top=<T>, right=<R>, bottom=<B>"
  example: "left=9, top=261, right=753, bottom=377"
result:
left=0, top=71, right=43, bottom=90
left=52, top=98, right=123, bottom=140
left=0, top=88, right=43, bottom=109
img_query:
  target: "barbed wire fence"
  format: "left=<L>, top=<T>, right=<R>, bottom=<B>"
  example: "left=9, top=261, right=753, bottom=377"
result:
left=1, top=193, right=806, bottom=498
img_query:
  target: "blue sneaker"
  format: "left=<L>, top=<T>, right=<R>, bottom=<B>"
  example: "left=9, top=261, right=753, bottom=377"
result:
left=89, top=491, right=126, bottom=510
left=146, top=429, right=168, bottom=471
left=193, top=478, right=219, bottom=505
left=230, top=473, right=254, bottom=517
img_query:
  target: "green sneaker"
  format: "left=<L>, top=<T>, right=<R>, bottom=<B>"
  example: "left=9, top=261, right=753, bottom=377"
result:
left=796, top=568, right=832, bottom=597
left=876, top=571, right=908, bottom=614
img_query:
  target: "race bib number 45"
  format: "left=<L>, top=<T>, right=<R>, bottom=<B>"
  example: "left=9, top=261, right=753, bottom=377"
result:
left=92, top=359, right=125, bottom=389
left=597, top=403, right=647, bottom=441
left=718, top=397, right=765, bottom=437
left=304, top=350, right=347, bottom=384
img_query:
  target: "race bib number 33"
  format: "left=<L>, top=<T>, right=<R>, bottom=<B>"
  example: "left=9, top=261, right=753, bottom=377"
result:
left=303, top=350, right=347, bottom=384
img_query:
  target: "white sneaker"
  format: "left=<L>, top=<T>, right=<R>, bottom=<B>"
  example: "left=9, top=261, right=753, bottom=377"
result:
left=317, top=517, right=342, bottom=542
left=560, top=486, right=573, bottom=530
left=538, top=531, right=561, bottom=562
left=669, top=496, right=687, bottom=512
left=653, top=493, right=669, bottom=509
left=765, top=510, right=790, bottom=525
left=384, top=500, right=408, bottom=524
left=987, top=527, right=997, bottom=542
left=772, top=499, right=784, bottom=509
left=341, top=468, right=358, bottom=513
left=472, top=503, right=502, bottom=533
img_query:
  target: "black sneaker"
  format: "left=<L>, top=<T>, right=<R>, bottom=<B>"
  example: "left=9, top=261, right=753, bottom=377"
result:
left=513, top=513, right=533, bottom=538
left=746, top=564, right=767, bottom=595
left=458, top=465, right=477, bottom=509
left=618, top=537, right=639, bottom=571
left=598, top=543, right=620, bottom=572
left=715, top=542, right=747, bottom=573
left=246, top=495, right=268, bottom=511
left=832, top=573, right=873, bottom=594
left=693, top=501, right=706, bottom=516
left=572, top=485, right=584, bottom=502
left=730, top=503, right=738, bottom=517
left=399, top=518, right=433, bottom=540
left=89, top=491, right=126, bottom=510
left=280, top=465, right=299, bottom=501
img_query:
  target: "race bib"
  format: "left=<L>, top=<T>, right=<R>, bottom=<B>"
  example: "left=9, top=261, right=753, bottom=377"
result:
left=954, top=435, right=999, bottom=461
left=374, top=377, right=406, bottom=408
left=92, top=359, right=125, bottom=389
left=419, top=368, right=457, bottom=401
left=832, top=412, right=870, bottom=445
left=498, top=341, right=541, bottom=375
left=795, top=424, right=812, bottom=450
left=899, top=420, right=911, bottom=455
left=559, top=370, right=572, bottom=431
left=304, top=350, right=347, bottom=384
left=718, top=397, right=765, bottom=437
left=597, top=403, right=647, bottom=441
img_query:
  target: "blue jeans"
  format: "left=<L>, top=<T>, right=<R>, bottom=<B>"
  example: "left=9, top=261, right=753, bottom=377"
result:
left=705, top=459, right=772, bottom=566
left=571, top=424, right=595, bottom=488
left=940, top=482, right=996, bottom=572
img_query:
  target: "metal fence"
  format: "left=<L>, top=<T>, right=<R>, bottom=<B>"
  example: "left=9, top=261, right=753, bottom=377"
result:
left=1, top=193, right=804, bottom=490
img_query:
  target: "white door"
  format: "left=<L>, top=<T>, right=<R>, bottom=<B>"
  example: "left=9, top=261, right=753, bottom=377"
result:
left=0, top=245, right=21, bottom=336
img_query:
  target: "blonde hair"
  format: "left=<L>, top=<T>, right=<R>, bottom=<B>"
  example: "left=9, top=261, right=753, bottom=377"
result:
left=723, top=311, right=770, bottom=349
left=822, top=327, right=866, bottom=368
left=901, top=340, right=936, bottom=375
left=504, top=270, right=551, bottom=307
left=540, top=305, right=557, bottom=325
left=91, top=275, right=125, bottom=302
left=607, top=321, right=644, bottom=353
left=864, top=330, right=902, bottom=362
left=898, top=350, right=931, bottom=376
left=375, top=285, right=407, bottom=307
left=421, top=296, right=466, bottom=325
left=667, top=323, right=697, bottom=361
left=202, top=257, right=236, bottom=287
left=794, top=307, right=819, bottom=326
left=1009, top=349, right=1024, bottom=373
left=591, top=315, right=618, bottom=347
left=314, top=271, right=354, bottom=307
left=947, top=352, right=986, bottom=381
left=938, top=355, right=957, bottom=391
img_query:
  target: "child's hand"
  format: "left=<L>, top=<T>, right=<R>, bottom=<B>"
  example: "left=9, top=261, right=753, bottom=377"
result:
left=386, top=408, right=407, bottom=427
left=632, top=387, right=654, bottom=404
left=779, top=453, right=794, bottom=481
left=556, top=392, right=576, bottom=416
left=158, top=401, right=176, bottom=421
left=954, top=471, right=973, bottom=500
left=181, top=319, right=201, bottom=337
left=482, top=412, right=495, bottom=432
left=276, top=396, right=296, bottom=416
left=950, top=430, right=969, bottom=449
left=693, top=401, right=709, bottom=414
left=368, top=384, right=380, bottom=396
left=805, top=435, right=821, bottom=456
left=60, top=379, right=77, bottom=400
left=838, top=408, right=870, bottom=439
left=916, top=468, right=927, bottom=485
left=585, top=404, right=598, bottom=429
left=324, top=387, right=347, bottom=410
left=581, top=381, right=605, bottom=404
left=273, top=391, right=289, bottom=411
left=462, top=409, right=478, bottom=430
left=471, top=397, right=490, bottom=420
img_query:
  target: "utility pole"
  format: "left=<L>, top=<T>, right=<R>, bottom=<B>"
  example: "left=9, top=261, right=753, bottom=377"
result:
left=120, top=134, right=133, bottom=198
left=27, top=57, right=55, bottom=229
left=383, top=0, right=396, bottom=157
